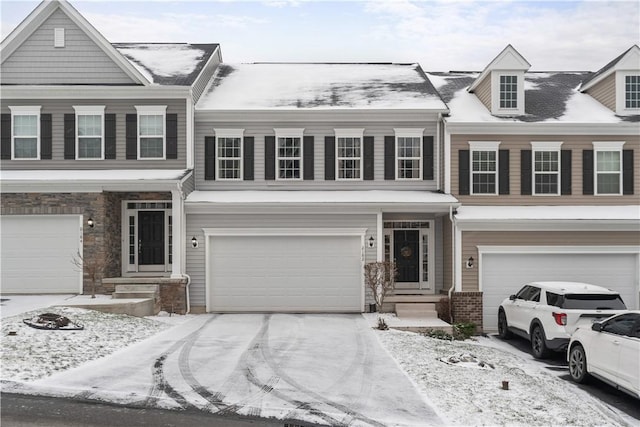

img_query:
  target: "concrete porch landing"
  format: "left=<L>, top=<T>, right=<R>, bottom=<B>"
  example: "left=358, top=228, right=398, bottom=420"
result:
left=363, top=313, right=453, bottom=334
left=53, top=295, right=155, bottom=317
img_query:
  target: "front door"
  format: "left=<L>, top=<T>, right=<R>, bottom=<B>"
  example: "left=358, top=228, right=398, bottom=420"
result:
left=138, top=211, right=165, bottom=266
left=394, top=230, right=419, bottom=283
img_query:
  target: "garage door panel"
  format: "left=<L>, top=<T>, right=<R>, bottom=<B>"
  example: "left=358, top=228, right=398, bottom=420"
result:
left=209, top=234, right=362, bottom=312
left=481, top=252, right=639, bottom=331
left=1, top=215, right=82, bottom=294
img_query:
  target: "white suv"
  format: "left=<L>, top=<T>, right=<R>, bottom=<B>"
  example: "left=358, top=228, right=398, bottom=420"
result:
left=497, top=282, right=627, bottom=359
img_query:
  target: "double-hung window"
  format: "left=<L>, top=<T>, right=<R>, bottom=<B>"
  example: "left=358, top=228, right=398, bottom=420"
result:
left=9, top=106, right=40, bottom=160
left=499, top=75, right=518, bottom=109
left=469, top=141, right=500, bottom=194
left=335, top=129, right=363, bottom=180
left=74, top=106, right=104, bottom=160
left=625, top=75, right=640, bottom=109
left=136, top=106, right=166, bottom=160
left=215, top=129, right=243, bottom=180
left=395, top=128, right=423, bottom=180
left=532, top=142, right=562, bottom=195
left=275, top=128, right=303, bottom=180
left=593, top=141, right=624, bottom=195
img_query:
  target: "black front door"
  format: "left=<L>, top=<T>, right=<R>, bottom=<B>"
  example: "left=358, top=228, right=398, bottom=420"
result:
left=138, top=211, right=165, bottom=265
left=394, top=230, right=419, bottom=282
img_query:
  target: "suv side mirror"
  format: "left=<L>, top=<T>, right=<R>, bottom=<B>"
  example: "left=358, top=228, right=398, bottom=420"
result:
left=509, top=295, right=517, bottom=301
left=592, top=323, right=603, bottom=332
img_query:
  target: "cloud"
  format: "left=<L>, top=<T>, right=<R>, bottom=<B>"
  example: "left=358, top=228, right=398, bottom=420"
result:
left=263, top=0, right=302, bottom=7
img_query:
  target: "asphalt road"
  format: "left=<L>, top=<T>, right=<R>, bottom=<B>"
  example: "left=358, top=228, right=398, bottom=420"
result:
left=493, top=334, right=640, bottom=422
left=0, top=393, right=298, bottom=427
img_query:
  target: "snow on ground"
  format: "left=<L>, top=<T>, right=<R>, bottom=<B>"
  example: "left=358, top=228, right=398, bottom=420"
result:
left=1, top=307, right=168, bottom=382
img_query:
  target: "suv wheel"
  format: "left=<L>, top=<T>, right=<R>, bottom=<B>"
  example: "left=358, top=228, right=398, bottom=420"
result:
left=497, top=310, right=512, bottom=339
left=568, top=344, right=589, bottom=383
left=531, top=325, right=550, bottom=359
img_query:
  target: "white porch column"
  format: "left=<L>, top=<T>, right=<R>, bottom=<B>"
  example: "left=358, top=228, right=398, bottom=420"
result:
left=376, top=211, right=383, bottom=262
left=171, top=188, right=183, bottom=278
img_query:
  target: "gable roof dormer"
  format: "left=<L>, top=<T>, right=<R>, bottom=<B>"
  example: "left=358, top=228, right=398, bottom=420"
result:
left=467, top=45, right=531, bottom=116
left=580, top=45, right=640, bottom=116
left=0, top=0, right=150, bottom=85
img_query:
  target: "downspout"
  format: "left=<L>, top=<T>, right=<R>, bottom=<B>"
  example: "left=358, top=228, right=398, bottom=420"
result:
left=183, top=273, right=191, bottom=314
left=175, top=177, right=191, bottom=314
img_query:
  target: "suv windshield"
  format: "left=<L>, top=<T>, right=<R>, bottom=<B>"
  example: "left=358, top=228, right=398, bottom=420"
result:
left=549, top=293, right=627, bottom=310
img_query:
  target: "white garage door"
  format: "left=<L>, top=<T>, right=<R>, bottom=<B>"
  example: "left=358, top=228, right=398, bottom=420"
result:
left=1, top=215, right=82, bottom=294
left=481, top=252, right=639, bottom=331
left=208, top=234, right=363, bottom=312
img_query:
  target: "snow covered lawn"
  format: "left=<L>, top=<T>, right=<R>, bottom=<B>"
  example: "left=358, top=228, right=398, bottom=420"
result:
left=1, top=307, right=170, bottom=382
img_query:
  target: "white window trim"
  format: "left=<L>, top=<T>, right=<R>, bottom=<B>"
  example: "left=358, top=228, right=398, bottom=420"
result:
left=274, top=128, right=304, bottom=181
left=135, top=105, right=167, bottom=160
left=8, top=106, right=40, bottom=160
left=593, top=141, right=625, bottom=196
left=73, top=105, right=105, bottom=161
left=469, top=141, right=500, bottom=195
left=531, top=141, right=562, bottom=196
left=491, top=71, right=525, bottom=116
left=214, top=128, right=244, bottom=181
left=616, top=71, right=640, bottom=115
left=394, top=128, right=424, bottom=181
left=335, top=128, right=364, bottom=181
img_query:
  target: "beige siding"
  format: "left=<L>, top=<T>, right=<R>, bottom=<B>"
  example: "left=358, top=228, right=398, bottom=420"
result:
left=450, top=134, right=640, bottom=205
left=475, top=75, right=492, bottom=111
left=195, top=120, right=439, bottom=191
left=585, top=73, right=616, bottom=112
left=185, top=213, right=378, bottom=308
left=1, top=98, right=187, bottom=169
left=461, top=230, right=640, bottom=291
left=1, top=9, right=134, bottom=85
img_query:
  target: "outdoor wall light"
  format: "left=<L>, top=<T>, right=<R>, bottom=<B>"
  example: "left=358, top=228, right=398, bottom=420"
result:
left=87, top=217, right=94, bottom=228
left=367, top=236, right=375, bottom=248
left=191, top=236, right=198, bottom=248
left=466, top=256, right=474, bottom=269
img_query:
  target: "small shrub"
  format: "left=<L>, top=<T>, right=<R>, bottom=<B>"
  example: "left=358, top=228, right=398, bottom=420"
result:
left=424, top=329, right=454, bottom=340
left=435, top=297, right=452, bottom=323
left=453, top=322, right=477, bottom=340
left=364, top=262, right=397, bottom=313
left=376, top=317, right=389, bottom=330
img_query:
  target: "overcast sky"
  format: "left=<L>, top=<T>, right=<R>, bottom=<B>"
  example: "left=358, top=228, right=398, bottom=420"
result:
left=2, top=0, right=639, bottom=71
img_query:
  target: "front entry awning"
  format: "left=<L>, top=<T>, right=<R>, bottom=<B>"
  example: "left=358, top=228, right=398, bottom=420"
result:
left=186, top=190, right=460, bottom=214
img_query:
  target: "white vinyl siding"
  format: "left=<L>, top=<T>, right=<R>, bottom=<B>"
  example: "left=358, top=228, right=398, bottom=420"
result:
left=74, top=106, right=104, bottom=160
left=9, top=106, right=40, bottom=160
left=136, top=106, right=166, bottom=160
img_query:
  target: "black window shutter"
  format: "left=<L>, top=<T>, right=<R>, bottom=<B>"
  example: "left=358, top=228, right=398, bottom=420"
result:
left=582, top=150, right=594, bottom=195
left=384, top=136, right=395, bottom=180
left=125, top=114, right=137, bottom=160
left=204, top=136, right=215, bottom=180
left=458, top=150, right=470, bottom=195
left=64, top=113, right=75, bottom=159
left=363, top=136, right=374, bottom=180
left=423, top=136, right=434, bottom=180
left=521, top=150, right=532, bottom=195
left=303, top=135, right=314, bottom=180
left=243, top=136, right=254, bottom=181
left=623, top=149, right=634, bottom=195
left=498, top=149, right=509, bottom=195
left=560, top=150, right=572, bottom=195
left=40, top=114, right=52, bottom=160
left=0, top=114, right=10, bottom=160
left=166, top=113, right=178, bottom=159
left=104, top=113, right=116, bottom=160
left=265, top=136, right=276, bottom=180
left=324, top=136, right=335, bottom=180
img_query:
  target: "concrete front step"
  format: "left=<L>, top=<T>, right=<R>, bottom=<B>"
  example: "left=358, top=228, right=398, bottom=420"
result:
left=55, top=298, right=156, bottom=317
left=396, top=303, right=438, bottom=319
left=113, top=284, right=159, bottom=293
left=112, top=284, right=161, bottom=314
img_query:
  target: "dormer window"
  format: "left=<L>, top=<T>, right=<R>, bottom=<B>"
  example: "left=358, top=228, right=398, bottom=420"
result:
left=499, top=75, right=518, bottom=109
left=625, top=75, right=639, bottom=109
left=492, top=71, right=525, bottom=115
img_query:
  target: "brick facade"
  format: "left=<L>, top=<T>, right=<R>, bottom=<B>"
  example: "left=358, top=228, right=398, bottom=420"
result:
left=451, top=291, right=483, bottom=331
left=1, top=191, right=171, bottom=295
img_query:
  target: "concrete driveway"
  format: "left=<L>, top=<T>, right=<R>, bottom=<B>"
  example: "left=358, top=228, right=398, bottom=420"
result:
left=32, top=314, right=443, bottom=426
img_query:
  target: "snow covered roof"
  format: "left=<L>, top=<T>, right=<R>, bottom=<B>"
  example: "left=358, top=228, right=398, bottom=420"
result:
left=197, top=63, right=448, bottom=110
left=186, top=190, right=459, bottom=206
left=113, top=43, right=218, bottom=86
left=455, top=205, right=640, bottom=222
left=428, top=71, right=640, bottom=124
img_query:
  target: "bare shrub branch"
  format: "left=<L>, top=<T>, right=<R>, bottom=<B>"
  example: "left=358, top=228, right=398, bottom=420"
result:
left=364, top=261, right=397, bottom=312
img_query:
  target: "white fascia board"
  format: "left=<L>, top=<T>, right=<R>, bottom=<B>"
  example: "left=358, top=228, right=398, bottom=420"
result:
left=194, top=109, right=446, bottom=123
left=203, top=227, right=368, bottom=237
left=478, top=245, right=640, bottom=254
left=1, top=86, right=190, bottom=99
left=443, top=122, right=640, bottom=136
left=1, top=179, right=185, bottom=194
left=455, top=219, right=640, bottom=232
left=185, top=202, right=459, bottom=215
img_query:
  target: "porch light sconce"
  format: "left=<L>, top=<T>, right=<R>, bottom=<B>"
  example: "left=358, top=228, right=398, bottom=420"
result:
left=191, top=236, right=198, bottom=248
left=466, top=256, right=474, bottom=269
left=87, top=217, right=94, bottom=228
left=367, top=236, right=375, bottom=248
